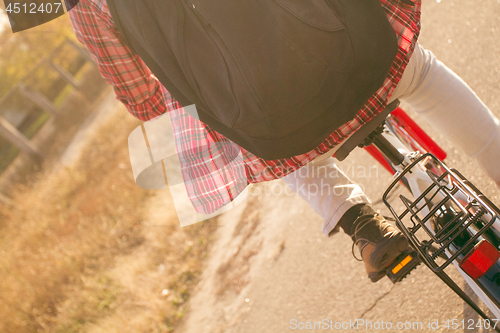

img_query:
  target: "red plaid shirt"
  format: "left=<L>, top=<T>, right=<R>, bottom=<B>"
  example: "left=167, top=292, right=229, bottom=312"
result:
left=69, top=0, right=421, bottom=214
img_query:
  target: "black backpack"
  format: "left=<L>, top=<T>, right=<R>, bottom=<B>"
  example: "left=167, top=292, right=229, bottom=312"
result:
left=107, top=0, right=397, bottom=160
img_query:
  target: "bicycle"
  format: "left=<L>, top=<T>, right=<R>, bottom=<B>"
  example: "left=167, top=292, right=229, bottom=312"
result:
left=335, top=99, right=500, bottom=329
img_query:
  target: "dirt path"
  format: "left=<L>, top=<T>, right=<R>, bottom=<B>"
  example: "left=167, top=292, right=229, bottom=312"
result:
left=177, top=184, right=310, bottom=333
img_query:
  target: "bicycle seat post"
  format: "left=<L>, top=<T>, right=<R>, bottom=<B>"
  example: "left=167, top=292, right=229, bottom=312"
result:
left=372, top=134, right=405, bottom=166
left=335, top=100, right=401, bottom=161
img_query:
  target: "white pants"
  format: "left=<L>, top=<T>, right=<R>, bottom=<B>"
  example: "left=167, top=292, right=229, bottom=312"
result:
left=283, top=43, right=500, bottom=236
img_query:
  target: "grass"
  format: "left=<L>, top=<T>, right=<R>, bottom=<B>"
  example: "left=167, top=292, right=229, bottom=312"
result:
left=0, top=104, right=217, bottom=332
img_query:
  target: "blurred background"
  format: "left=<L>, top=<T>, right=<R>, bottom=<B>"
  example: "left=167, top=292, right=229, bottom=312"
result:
left=0, top=5, right=216, bottom=332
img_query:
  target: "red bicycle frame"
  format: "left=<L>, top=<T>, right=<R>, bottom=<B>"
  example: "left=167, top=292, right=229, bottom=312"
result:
left=364, top=107, right=447, bottom=175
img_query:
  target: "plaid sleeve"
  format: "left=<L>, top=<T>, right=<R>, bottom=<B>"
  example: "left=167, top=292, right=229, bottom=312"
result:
left=68, top=0, right=167, bottom=121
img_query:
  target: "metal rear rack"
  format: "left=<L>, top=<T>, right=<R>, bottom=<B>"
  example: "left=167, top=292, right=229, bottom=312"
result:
left=383, top=153, right=498, bottom=271
left=382, top=153, right=500, bottom=325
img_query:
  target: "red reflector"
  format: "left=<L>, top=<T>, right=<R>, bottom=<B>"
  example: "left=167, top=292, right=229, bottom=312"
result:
left=460, top=240, right=500, bottom=280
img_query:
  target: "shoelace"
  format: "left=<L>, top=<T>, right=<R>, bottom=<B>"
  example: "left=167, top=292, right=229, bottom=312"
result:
left=350, top=213, right=394, bottom=262
left=350, top=213, right=380, bottom=261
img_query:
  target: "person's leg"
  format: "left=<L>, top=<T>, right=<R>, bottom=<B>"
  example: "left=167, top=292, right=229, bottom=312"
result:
left=281, top=156, right=369, bottom=236
left=284, top=44, right=432, bottom=236
left=391, top=43, right=500, bottom=183
left=282, top=157, right=408, bottom=282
